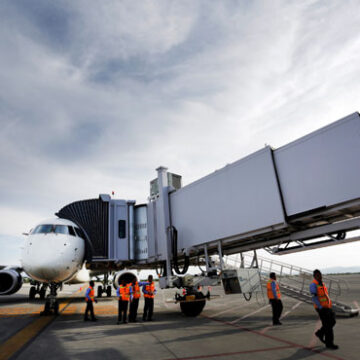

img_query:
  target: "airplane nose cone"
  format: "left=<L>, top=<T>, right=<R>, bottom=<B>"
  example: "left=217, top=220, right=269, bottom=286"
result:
left=25, top=261, right=70, bottom=283
left=22, top=234, right=85, bottom=283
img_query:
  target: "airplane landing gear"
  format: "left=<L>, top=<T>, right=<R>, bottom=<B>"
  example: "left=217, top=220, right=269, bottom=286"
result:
left=29, top=281, right=48, bottom=300
left=97, top=273, right=112, bottom=297
left=41, top=283, right=60, bottom=316
left=29, top=286, right=36, bottom=300
left=39, top=285, right=47, bottom=299
left=176, top=288, right=209, bottom=317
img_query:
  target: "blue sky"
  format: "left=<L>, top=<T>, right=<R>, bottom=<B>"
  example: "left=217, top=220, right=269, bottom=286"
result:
left=1, top=0, right=360, bottom=270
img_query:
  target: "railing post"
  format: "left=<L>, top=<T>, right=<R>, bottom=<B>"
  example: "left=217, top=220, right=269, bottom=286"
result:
left=279, top=265, right=283, bottom=284
left=301, top=271, right=305, bottom=293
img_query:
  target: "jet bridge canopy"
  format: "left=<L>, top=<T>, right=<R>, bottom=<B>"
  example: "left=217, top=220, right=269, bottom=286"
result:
left=149, top=112, right=360, bottom=261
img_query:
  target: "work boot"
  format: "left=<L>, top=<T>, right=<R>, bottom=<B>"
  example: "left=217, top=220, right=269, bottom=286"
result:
left=326, top=344, right=339, bottom=350
left=315, top=330, right=325, bottom=344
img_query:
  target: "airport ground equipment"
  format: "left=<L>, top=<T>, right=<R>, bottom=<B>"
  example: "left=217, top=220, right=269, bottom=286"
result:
left=224, top=253, right=358, bottom=317
left=57, top=112, right=360, bottom=316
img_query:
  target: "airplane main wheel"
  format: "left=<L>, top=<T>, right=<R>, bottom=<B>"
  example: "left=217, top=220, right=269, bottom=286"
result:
left=97, top=285, right=103, bottom=298
left=39, top=288, right=46, bottom=300
left=29, top=286, right=36, bottom=300
left=180, top=291, right=206, bottom=317
left=106, top=286, right=112, bottom=297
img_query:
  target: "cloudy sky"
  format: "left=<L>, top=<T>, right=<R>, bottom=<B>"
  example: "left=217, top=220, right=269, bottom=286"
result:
left=0, top=0, right=360, bottom=271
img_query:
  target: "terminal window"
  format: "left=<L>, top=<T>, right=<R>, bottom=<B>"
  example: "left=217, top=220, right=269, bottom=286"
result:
left=118, top=220, right=126, bottom=238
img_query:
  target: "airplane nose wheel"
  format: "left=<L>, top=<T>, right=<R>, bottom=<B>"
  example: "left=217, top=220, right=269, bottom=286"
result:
left=41, top=283, right=59, bottom=316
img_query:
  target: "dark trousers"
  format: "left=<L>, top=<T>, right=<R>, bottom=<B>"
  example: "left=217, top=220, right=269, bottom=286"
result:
left=270, top=299, right=283, bottom=324
left=129, top=298, right=139, bottom=321
left=118, top=300, right=129, bottom=322
left=143, top=297, right=154, bottom=320
left=316, top=308, right=336, bottom=346
left=84, top=301, right=95, bottom=320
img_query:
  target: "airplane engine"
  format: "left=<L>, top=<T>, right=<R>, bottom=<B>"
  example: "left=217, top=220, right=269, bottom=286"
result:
left=113, top=270, right=138, bottom=289
left=0, top=269, right=23, bottom=295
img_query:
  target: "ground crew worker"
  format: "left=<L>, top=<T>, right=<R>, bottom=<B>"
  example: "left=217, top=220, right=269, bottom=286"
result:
left=310, top=269, right=338, bottom=350
left=117, top=279, right=132, bottom=324
left=84, top=280, right=97, bottom=321
left=267, top=272, right=283, bottom=325
left=129, top=279, right=148, bottom=322
left=142, top=275, right=156, bottom=321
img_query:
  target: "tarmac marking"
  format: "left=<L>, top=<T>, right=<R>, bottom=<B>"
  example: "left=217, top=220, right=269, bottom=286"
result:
left=204, top=302, right=249, bottom=318
left=260, top=301, right=303, bottom=334
left=0, top=316, right=54, bottom=360
left=164, top=345, right=295, bottom=359
left=0, top=287, right=83, bottom=360
left=0, top=307, right=40, bottom=317
left=230, top=304, right=270, bottom=324
left=308, top=320, right=322, bottom=348
left=202, top=314, right=345, bottom=360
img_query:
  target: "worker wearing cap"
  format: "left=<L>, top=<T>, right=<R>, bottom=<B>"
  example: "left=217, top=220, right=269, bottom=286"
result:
left=117, top=279, right=132, bottom=324
left=142, top=275, right=156, bottom=321
left=310, top=269, right=338, bottom=350
left=84, top=280, right=97, bottom=321
left=129, top=279, right=148, bottom=322
left=267, top=272, right=283, bottom=325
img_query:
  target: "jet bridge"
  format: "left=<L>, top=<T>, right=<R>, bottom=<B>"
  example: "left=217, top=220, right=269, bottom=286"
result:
left=145, top=112, right=360, bottom=288
left=57, top=112, right=360, bottom=267
left=56, top=112, right=360, bottom=315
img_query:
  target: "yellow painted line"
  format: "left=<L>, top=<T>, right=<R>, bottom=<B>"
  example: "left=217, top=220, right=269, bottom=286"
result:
left=0, top=287, right=84, bottom=360
left=0, top=316, right=54, bottom=360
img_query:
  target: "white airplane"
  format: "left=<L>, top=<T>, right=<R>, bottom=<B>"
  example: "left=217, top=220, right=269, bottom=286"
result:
left=0, top=218, right=136, bottom=314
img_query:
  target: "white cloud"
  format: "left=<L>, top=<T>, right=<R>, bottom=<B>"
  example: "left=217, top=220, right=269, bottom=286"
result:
left=0, top=1, right=360, bottom=267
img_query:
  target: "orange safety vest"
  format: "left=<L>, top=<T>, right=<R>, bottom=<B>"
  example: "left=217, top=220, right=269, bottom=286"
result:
left=267, top=280, right=281, bottom=300
left=144, top=282, right=155, bottom=299
left=119, top=284, right=131, bottom=301
left=86, top=286, right=95, bottom=302
left=312, top=279, right=332, bottom=309
left=133, top=282, right=141, bottom=299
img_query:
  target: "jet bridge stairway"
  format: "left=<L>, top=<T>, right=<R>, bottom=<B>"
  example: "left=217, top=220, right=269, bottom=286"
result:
left=224, top=254, right=359, bottom=317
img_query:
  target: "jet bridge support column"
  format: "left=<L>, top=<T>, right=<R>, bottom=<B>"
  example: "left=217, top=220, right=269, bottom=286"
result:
left=156, top=166, right=172, bottom=283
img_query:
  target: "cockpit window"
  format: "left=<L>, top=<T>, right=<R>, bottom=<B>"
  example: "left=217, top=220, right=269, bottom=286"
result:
left=54, top=225, right=69, bottom=235
left=31, top=224, right=75, bottom=235
left=32, top=224, right=54, bottom=234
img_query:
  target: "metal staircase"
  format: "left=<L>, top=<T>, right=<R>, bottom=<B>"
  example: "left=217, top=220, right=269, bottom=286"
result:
left=223, top=253, right=359, bottom=317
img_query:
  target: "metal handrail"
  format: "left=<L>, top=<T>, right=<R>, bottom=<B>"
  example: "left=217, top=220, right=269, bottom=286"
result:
left=223, top=253, right=348, bottom=300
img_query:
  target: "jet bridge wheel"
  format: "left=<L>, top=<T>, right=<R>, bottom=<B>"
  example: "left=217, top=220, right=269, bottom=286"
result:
left=179, top=290, right=206, bottom=317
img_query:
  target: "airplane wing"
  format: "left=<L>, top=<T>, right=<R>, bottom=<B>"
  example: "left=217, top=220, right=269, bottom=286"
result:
left=0, top=265, right=23, bottom=272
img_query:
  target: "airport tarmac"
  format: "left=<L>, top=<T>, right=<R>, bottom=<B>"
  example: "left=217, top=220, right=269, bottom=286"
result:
left=1, top=275, right=360, bottom=360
